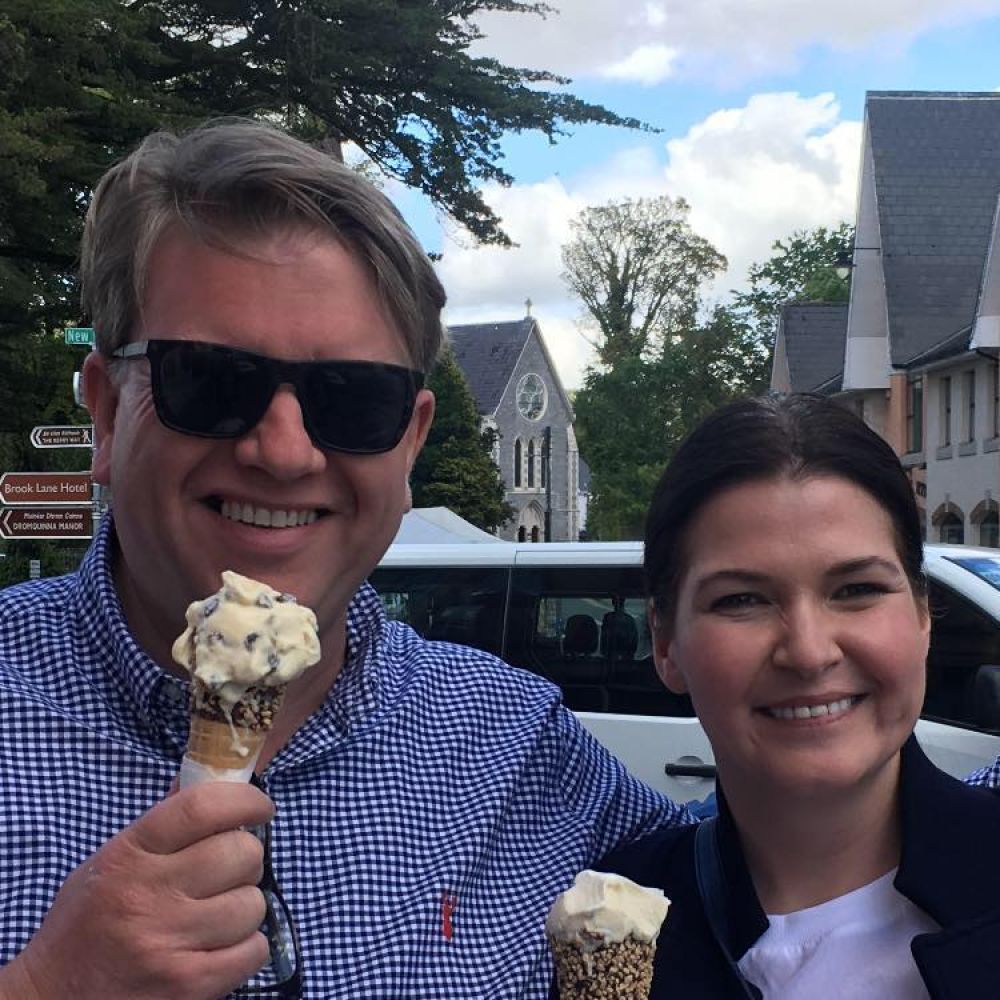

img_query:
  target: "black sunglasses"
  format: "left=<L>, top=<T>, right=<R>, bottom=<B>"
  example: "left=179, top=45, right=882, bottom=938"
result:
left=111, top=339, right=424, bottom=455
left=233, top=811, right=303, bottom=1000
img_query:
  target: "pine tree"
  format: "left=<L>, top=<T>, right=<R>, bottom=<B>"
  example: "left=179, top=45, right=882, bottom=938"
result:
left=411, top=350, right=513, bottom=533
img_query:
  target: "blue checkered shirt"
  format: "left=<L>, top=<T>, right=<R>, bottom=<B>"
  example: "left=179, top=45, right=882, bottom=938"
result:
left=966, top=758, right=1000, bottom=789
left=0, top=517, right=692, bottom=997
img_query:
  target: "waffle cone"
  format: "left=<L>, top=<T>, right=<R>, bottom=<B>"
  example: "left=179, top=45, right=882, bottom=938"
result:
left=550, top=936, right=655, bottom=1000
left=185, top=714, right=267, bottom=771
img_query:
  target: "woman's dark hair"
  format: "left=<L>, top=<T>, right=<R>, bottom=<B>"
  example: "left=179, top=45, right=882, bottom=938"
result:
left=644, top=393, right=926, bottom=625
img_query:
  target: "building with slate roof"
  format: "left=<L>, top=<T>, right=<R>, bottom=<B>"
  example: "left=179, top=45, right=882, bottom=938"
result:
left=448, top=317, right=581, bottom=542
left=772, top=91, right=1000, bottom=547
left=771, top=303, right=848, bottom=394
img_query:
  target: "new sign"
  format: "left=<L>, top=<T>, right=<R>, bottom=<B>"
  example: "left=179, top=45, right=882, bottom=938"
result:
left=64, top=326, right=95, bottom=347
left=0, top=472, right=92, bottom=506
left=0, top=507, right=93, bottom=540
left=30, top=425, right=94, bottom=449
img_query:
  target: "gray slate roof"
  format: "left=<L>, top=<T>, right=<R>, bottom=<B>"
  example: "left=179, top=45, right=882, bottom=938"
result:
left=867, top=91, right=1000, bottom=365
left=446, top=319, right=533, bottom=414
left=779, top=302, right=848, bottom=393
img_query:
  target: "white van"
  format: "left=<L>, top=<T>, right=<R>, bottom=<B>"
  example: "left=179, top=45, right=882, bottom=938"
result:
left=370, top=542, right=1000, bottom=802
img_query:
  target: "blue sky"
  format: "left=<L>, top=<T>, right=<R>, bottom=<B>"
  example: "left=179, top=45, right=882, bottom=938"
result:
left=384, top=2, right=1000, bottom=390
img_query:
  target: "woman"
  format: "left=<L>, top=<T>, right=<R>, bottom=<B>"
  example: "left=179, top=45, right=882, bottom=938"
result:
left=599, top=394, right=1000, bottom=999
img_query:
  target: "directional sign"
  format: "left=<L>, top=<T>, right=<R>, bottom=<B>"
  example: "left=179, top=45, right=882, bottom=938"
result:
left=64, top=326, right=95, bottom=346
left=0, top=472, right=92, bottom=506
left=0, top=507, right=93, bottom=540
left=30, top=425, right=94, bottom=449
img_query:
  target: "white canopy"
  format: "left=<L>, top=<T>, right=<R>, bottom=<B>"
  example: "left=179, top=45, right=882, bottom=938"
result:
left=393, top=507, right=502, bottom=545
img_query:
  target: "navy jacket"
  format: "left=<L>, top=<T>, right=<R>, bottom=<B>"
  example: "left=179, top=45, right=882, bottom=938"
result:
left=594, top=738, right=1000, bottom=998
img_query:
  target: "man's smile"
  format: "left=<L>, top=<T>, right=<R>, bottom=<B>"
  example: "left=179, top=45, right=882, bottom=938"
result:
left=210, top=498, right=330, bottom=528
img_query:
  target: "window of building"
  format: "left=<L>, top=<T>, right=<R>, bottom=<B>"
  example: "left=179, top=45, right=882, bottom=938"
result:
left=513, top=439, right=522, bottom=488
left=940, top=376, right=952, bottom=446
left=540, top=433, right=548, bottom=489
left=981, top=511, right=999, bottom=549
left=907, top=377, right=923, bottom=452
left=527, top=439, right=535, bottom=488
left=993, top=362, right=999, bottom=438
left=482, top=417, right=500, bottom=466
left=530, top=525, right=540, bottom=543
left=517, top=525, right=526, bottom=542
left=938, top=511, right=964, bottom=545
left=965, top=370, right=976, bottom=442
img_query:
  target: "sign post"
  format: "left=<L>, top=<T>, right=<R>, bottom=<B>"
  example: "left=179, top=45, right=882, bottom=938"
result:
left=0, top=472, right=92, bottom=506
left=63, top=327, right=95, bottom=347
left=0, top=508, right=93, bottom=541
left=30, top=425, right=94, bottom=449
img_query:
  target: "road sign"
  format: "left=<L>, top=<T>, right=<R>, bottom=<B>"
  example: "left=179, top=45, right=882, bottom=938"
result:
left=64, top=327, right=95, bottom=346
left=0, top=472, right=92, bottom=506
left=30, top=425, right=94, bottom=449
left=0, top=508, right=93, bottom=540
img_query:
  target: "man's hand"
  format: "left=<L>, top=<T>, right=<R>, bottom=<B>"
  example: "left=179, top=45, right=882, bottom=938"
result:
left=1, top=781, right=274, bottom=1000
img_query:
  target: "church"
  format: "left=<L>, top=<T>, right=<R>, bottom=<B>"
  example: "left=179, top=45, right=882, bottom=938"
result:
left=447, top=315, right=583, bottom=542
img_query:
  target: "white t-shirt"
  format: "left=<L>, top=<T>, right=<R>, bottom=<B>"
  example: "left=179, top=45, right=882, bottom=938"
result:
left=737, top=870, right=940, bottom=999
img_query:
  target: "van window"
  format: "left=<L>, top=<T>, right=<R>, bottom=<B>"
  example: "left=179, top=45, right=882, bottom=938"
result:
left=505, top=566, right=694, bottom=717
left=369, top=567, right=507, bottom=657
left=924, top=579, right=1000, bottom=733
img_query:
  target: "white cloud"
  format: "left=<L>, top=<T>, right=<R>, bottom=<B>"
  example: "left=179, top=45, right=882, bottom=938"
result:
left=471, top=0, right=1000, bottom=84
left=436, top=92, right=861, bottom=390
left=602, top=44, right=679, bottom=85
left=663, top=92, right=861, bottom=299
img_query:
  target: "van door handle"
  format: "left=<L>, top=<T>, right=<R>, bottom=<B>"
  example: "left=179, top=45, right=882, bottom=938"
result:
left=664, top=762, right=716, bottom=779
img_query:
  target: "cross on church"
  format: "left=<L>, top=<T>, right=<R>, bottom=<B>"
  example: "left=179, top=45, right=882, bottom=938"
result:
left=525, top=297, right=533, bottom=317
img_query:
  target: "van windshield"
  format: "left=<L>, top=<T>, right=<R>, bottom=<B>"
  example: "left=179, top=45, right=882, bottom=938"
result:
left=946, top=555, right=1000, bottom=593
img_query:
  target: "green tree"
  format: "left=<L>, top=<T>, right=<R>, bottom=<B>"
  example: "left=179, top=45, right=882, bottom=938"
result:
left=729, top=222, right=854, bottom=346
left=0, top=0, right=202, bottom=330
left=575, top=308, right=767, bottom=540
left=1, top=0, right=647, bottom=342
left=410, top=350, right=513, bottom=533
left=570, top=220, right=854, bottom=540
left=561, top=196, right=726, bottom=366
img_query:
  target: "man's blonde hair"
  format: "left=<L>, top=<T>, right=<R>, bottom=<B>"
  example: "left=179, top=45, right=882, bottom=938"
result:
left=81, top=118, right=446, bottom=370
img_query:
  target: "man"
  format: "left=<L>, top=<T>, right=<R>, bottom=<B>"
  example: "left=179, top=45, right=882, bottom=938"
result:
left=0, top=121, right=691, bottom=999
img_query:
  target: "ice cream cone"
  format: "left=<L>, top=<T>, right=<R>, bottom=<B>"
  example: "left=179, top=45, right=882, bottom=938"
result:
left=546, top=871, right=668, bottom=1000
left=551, top=936, right=656, bottom=1000
left=172, top=570, right=321, bottom=788
left=186, top=713, right=267, bottom=769
left=179, top=683, right=288, bottom=787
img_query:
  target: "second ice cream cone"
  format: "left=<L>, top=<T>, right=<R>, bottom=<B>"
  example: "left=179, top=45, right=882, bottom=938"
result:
left=547, top=871, right=669, bottom=1000
left=551, top=936, right=656, bottom=999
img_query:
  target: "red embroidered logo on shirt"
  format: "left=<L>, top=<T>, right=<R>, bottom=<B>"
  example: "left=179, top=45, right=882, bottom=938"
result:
left=441, top=890, right=458, bottom=940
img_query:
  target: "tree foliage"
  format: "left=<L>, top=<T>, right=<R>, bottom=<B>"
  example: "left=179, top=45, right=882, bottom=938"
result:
left=1, top=0, right=647, bottom=343
left=561, top=196, right=726, bottom=367
left=729, top=222, right=854, bottom=345
left=575, top=308, right=768, bottom=540
left=410, top=349, right=513, bottom=533
left=570, top=219, right=854, bottom=538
